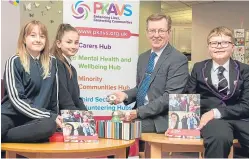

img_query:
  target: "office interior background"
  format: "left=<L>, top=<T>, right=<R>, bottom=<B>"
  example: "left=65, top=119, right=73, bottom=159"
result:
left=2, top=1, right=249, bottom=76
left=1, top=1, right=249, bottom=158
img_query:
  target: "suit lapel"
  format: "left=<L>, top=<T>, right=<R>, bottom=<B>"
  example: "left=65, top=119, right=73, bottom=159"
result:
left=228, top=59, right=236, bottom=95
left=202, top=60, right=229, bottom=99
left=138, top=51, right=151, bottom=87
left=148, top=44, right=172, bottom=86
left=228, top=59, right=240, bottom=96
left=202, top=60, right=218, bottom=93
left=202, top=59, right=240, bottom=100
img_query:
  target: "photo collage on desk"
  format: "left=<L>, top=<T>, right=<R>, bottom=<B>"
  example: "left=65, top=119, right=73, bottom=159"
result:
left=61, top=110, right=98, bottom=142
left=168, top=94, right=200, bottom=130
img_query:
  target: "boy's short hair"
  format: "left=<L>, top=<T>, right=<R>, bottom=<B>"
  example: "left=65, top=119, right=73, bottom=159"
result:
left=207, top=26, right=234, bottom=44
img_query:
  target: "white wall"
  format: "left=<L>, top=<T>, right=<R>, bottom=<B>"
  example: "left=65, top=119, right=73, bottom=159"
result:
left=1, top=1, right=20, bottom=77
left=170, top=25, right=192, bottom=53
left=19, top=1, right=63, bottom=46
left=139, top=1, right=161, bottom=54
left=192, top=1, right=249, bottom=63
left=1, top=1, right=158, bottom=76
left=1, top=1, right=62, bottom=78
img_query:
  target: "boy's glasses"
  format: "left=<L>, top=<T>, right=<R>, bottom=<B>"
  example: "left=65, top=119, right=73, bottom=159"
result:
left=209, top=41, right=232, bottom=48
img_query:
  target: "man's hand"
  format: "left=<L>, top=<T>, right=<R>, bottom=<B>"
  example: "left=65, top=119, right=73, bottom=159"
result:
left=107, top=92, right=128, bottom=105
left=197, top=110, right=214, bottom=130
left=55, top=115, right=63, bottom=128
left=121, top=110, right=138, bottom=122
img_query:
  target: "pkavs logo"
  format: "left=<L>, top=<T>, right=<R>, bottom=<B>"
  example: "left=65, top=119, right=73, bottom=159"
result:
left=72, top=1, right=90, bottom=20
left=9, top=0, right=19, bottom=6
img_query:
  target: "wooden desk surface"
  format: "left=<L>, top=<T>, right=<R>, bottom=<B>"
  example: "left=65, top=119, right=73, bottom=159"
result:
left=141, top=133, right=203, bottom=145
left=141, top=133, right=238, bottom=146
left=1, top=139, right=135, bottom=153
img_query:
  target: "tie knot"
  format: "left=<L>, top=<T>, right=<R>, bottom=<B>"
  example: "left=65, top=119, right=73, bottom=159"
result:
left=218, top=66, right=225, bottom=75
left=151, top=52, right=157, bottom=58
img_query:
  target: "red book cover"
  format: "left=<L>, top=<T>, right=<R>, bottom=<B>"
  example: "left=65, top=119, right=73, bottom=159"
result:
left=61, top=110, right=98, bottom=142
left=167, top=94, right=201, bottom=139
left=166, top=129, right=200, bottom=139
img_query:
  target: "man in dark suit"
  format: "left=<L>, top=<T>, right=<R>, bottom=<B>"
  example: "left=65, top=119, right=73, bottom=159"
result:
left=109, top=13, right=189, bottom=154
left=185, top=26, right=249, bottom=158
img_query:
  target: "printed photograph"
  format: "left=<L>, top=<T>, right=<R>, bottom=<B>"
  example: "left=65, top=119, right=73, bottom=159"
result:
left=168, top=94, right=201, bottom=139
left=61, top=110, right=98, bottom=142
left=169, top=111, right=200, bottom=130
left=169, top=94, right=188, bottom=111
left=234, top=29, right=245, bottom=38
left=235, top=38, right=245, bottom=46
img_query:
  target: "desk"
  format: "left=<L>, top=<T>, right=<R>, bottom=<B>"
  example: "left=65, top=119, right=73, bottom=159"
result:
left=140, top=133, right=237, bottom=158
left=1, top=139, right=134, bottom=158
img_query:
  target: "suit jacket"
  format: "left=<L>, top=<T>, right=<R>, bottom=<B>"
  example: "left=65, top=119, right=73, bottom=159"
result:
left=124, top=43, right=189, bottom=133
left=185, top=59, right=249, bottom=120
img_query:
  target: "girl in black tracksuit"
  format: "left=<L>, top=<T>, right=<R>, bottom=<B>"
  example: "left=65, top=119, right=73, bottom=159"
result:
left=1, top=20, right=60, bottom=142
left=51, top=24, right=87, bottom=111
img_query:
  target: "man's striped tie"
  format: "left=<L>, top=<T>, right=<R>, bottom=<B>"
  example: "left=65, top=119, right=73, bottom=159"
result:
left=136, top=52, right=157, bottom=107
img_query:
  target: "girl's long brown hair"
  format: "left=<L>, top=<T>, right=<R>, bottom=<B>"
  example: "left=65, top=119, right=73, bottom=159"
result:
left=17, top=20, right=50, bottom=79
left=50, top=24, right=78, bottom=78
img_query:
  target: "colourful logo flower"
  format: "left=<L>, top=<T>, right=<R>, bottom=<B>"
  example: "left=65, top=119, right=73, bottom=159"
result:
left=72, top=1, right=90, bottom=20
left=9, top=0, right=19, bottom=6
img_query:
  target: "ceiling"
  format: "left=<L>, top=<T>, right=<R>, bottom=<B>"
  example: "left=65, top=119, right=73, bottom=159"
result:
left=161, top=1, right=215, bottom=25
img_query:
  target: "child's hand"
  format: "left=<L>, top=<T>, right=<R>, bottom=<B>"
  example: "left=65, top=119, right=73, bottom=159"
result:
left=55, top=115, right=63, bottom=128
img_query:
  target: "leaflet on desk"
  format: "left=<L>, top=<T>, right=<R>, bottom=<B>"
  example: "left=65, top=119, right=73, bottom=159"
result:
left=167, top=94, right=201, bottom=139
left=61, top=110, right=99, bottom=142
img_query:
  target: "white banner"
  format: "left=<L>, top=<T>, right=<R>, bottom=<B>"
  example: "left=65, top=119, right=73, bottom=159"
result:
left=63, top=0, right=139, bottom=116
